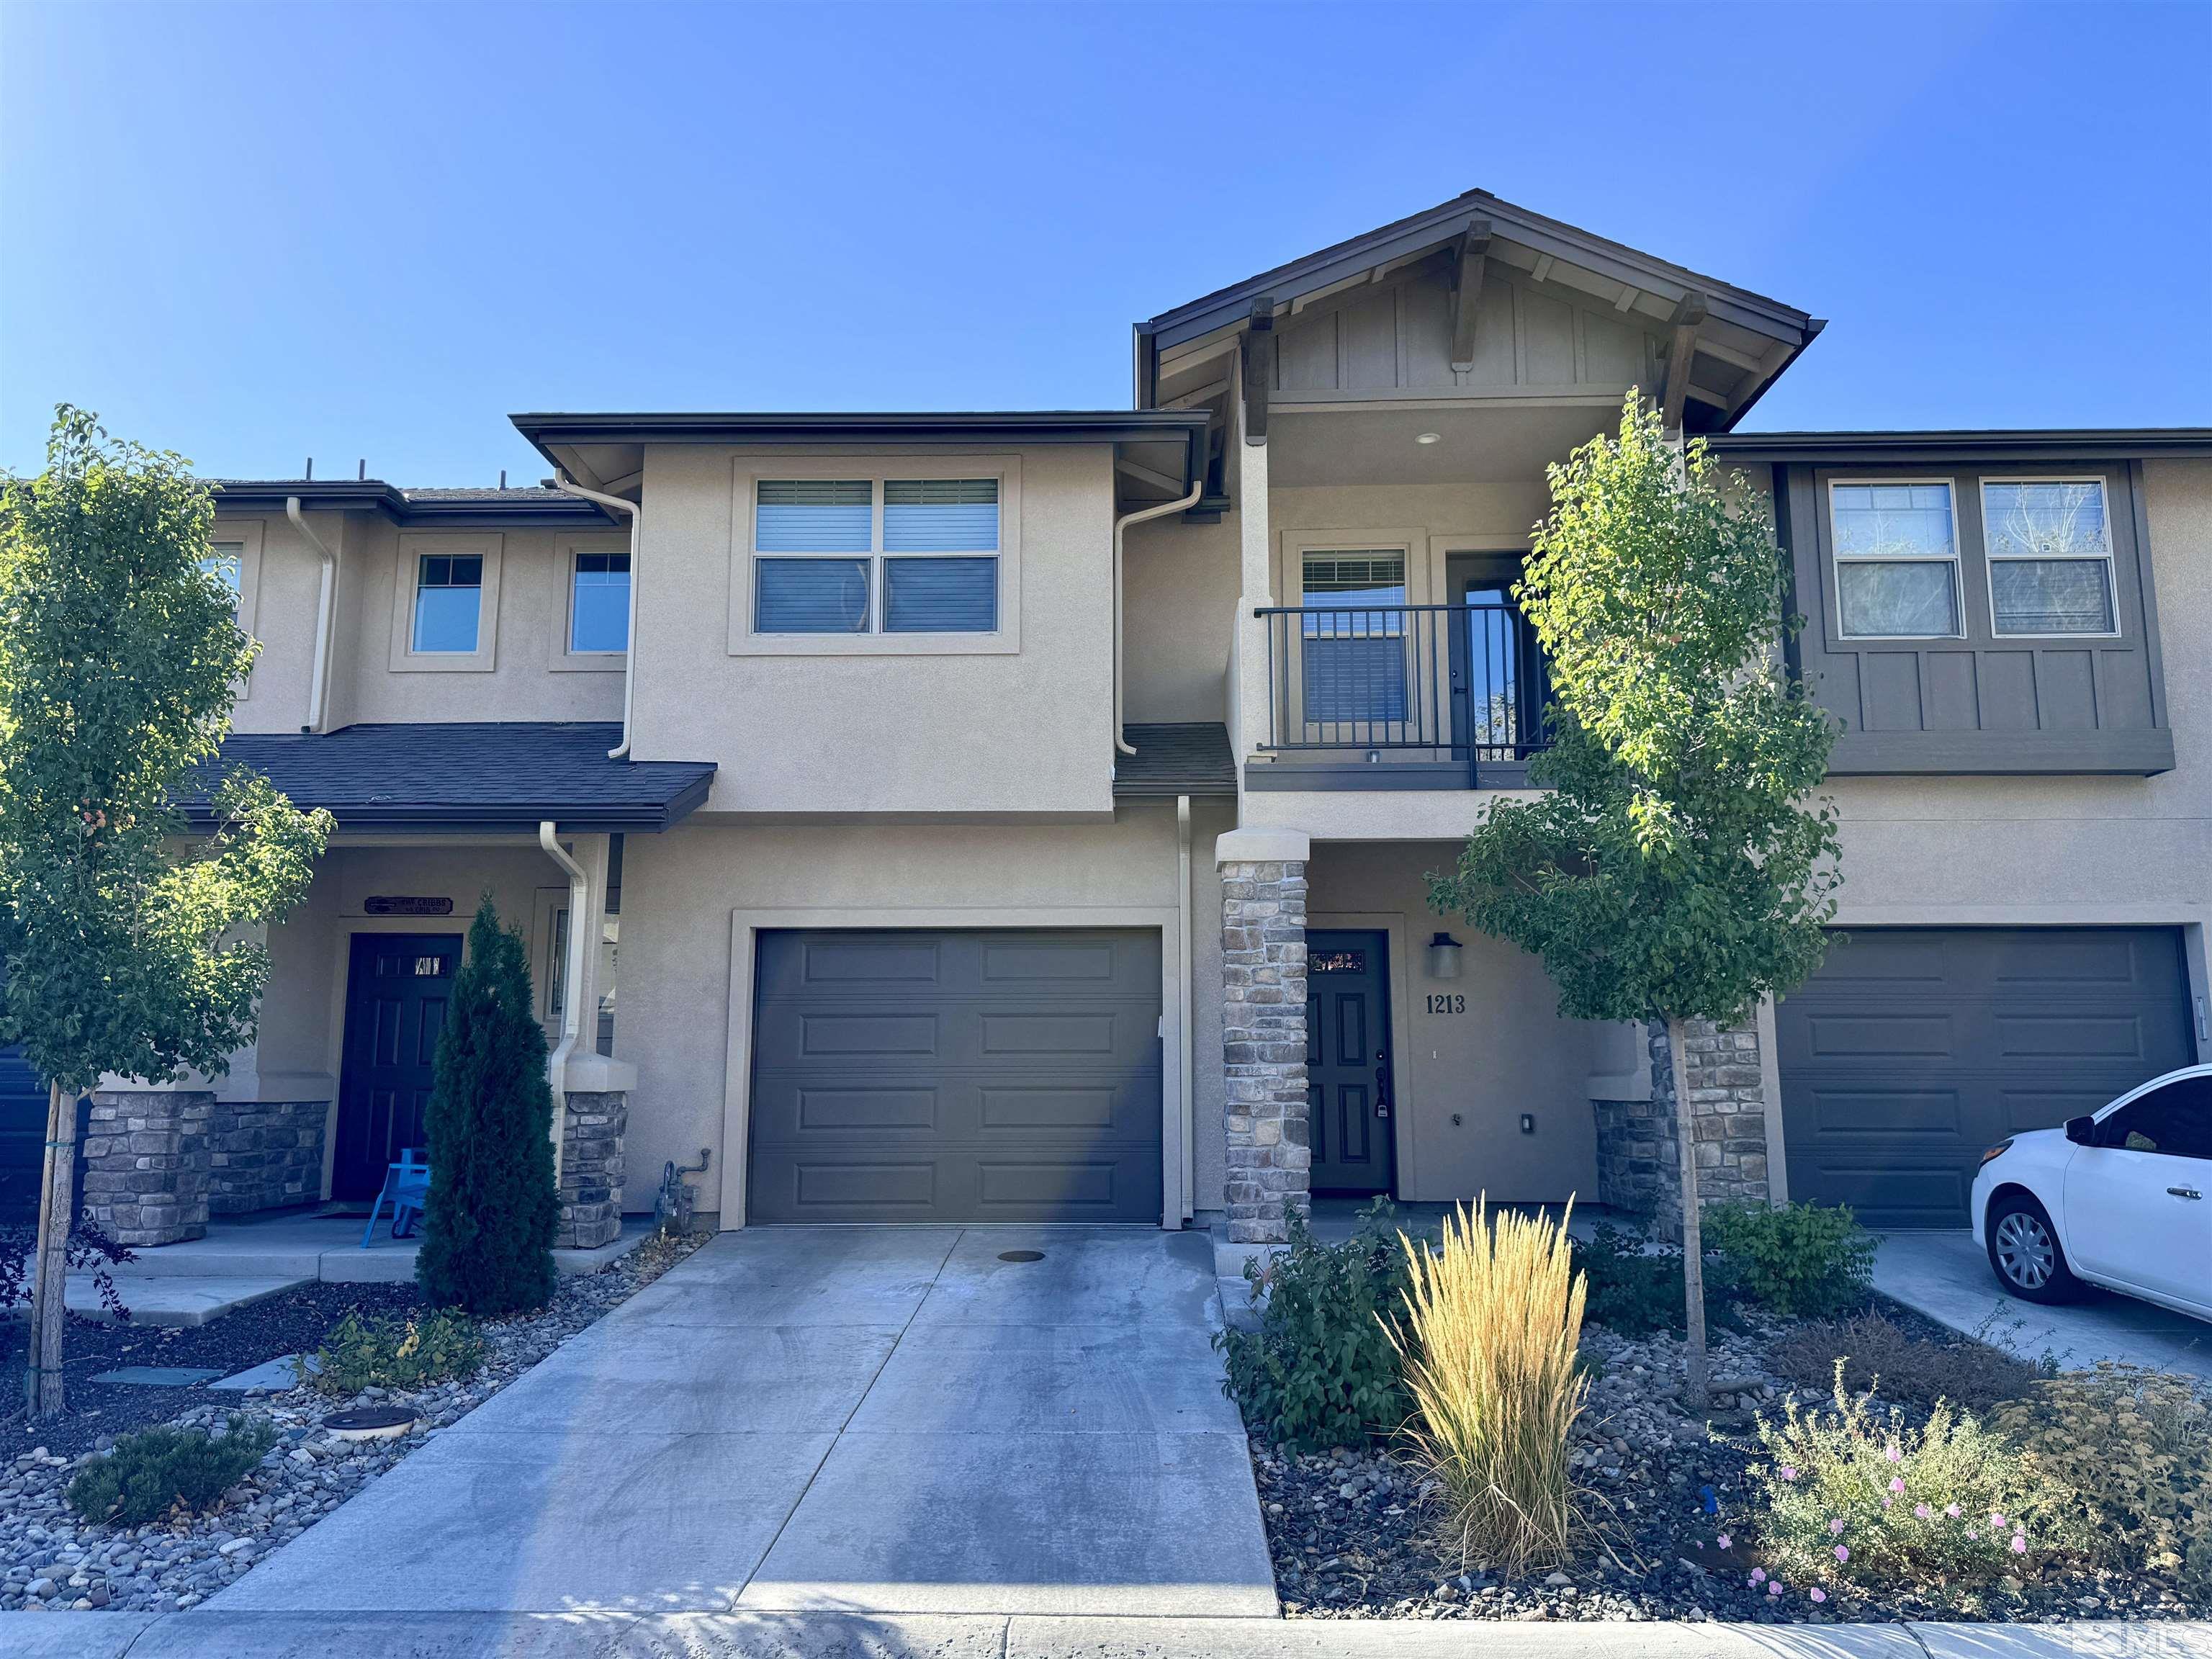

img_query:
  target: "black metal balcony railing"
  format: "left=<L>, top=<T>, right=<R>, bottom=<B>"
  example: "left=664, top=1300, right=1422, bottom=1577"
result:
left=1254, top=602, right=1551, bottom=781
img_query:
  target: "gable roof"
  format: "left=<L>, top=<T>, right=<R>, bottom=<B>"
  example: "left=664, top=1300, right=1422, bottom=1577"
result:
left=1141, top=186, right=1814, bottom=352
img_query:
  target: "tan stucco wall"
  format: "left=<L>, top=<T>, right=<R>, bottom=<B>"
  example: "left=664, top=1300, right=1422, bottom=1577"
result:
left=217, top=508, right=624, bottom=735
left=1123, top=508, right=1238, bottom=725
left=614, top=799, right=1237, bottom=1223
left=1307, top=842, right=1604, bottom=1205
left=624, top=444, right=1120, bottom=817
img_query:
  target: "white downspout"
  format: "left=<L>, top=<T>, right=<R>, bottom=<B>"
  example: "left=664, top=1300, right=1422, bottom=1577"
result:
left=1112, top=478, right=1203, bottom=757
left=286, top=498, right=338, bottom=734
left=538, top=821, right=589, bottom=1105
left=553, top=472, right=641, bottom=760
left=1177, top=793, right=1195, bottom=1221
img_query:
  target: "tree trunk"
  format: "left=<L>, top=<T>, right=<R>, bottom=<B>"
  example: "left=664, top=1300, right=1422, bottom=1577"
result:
left=1667, top=1015, right=1709, bottom=1411
left=25, top=1080, right=73, bottom=1419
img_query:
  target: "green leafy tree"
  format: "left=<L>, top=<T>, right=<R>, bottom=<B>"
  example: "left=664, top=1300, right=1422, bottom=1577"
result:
left=0, top=408, right=331, bottom=1416
left=415, top=899, right=559, bottom=1316
left=1428, top=395, right=1840, bottom=1403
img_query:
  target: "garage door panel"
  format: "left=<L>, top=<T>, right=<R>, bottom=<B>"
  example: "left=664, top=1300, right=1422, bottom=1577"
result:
left=1780, top=927, right=2193, bottom=1228
left=749, top=930, right=1164, bottom=1225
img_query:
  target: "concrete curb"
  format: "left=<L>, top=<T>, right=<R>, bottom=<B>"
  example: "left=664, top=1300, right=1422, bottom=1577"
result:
left=4, top=1610, right=2208, bottom=1659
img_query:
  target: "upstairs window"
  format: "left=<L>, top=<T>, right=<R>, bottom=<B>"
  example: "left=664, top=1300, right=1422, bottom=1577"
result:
left=1300, top=551, right=1408, bottom=724
left=412, top=553, right=483, bottom=653
left=1830, top=482, right=1962, bottom=639
left=200, top=544, right=245, bottom=621
left=1982, top=480, right=2118, bottom=637
left=570, top=550, right=631, bottom=652
left=753, top=477, right=999, bottom=635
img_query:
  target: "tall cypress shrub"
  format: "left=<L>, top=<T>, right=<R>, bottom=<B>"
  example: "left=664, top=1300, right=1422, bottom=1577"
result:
left=416, top=899, right=559, bottom=1316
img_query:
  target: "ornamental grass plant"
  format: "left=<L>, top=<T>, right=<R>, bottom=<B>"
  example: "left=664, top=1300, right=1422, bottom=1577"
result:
left=1391, top=1197, right=1590, bottom=1574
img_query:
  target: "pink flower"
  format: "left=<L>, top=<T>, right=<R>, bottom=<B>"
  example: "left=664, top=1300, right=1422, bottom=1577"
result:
left=1717, top=1534, right=1732, bottom=1550
left=1828, top=1519, right=1845, bottom=1535
left=1884, top=1445, right=1902, bottom=1463
left=1966, top=1529, right=1979, bottom=1541
left=1768, top=1581, right=1784, bottom=1597
left=1990, top=1511, right=2006, bottom=1528
left=1809, top=1588, right=1827, bottom=1604
left=2010, top=1534, right=2027, bottom=1555
left=1881, top=1496, right=1893, bottom=1509
left=1945, top=1503, right=1961, bottom=1519
left=1889, top=1477, right=1905, bottom=1493
left=1834, top=1545, right=1849, bottom=1563
left=1693, top=1539, right=1704, bottom=1549
left=1779, top=1466, right=1798, bottom=1482
left=1750, top=1568, right=1766, bottom=1585
left=1914, top=1503, right=1931, bottom=1519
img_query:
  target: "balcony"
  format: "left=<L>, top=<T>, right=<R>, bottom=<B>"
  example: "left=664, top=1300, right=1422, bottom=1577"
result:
left=1246, top=602, right=1550, bottom=791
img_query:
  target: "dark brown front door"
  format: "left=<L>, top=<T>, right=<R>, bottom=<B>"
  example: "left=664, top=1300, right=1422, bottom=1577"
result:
left=334, top=932, right=462, bottom=1202
left=1308, top=930, right=1394, bottom=1196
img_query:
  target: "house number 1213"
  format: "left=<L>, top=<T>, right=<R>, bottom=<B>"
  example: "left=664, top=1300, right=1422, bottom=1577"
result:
left=1426, top=993, right=1466, bottom=1015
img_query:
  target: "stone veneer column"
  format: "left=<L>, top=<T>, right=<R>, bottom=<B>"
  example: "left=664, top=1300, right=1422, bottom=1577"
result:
left=557, top=1090, right=627, bottom=1249
left=207, top=1100, right=328, bottom=1215
left=1218, top=827, right=1312, bottom=1246
left=1594, top=1018, right=1772, bottom=1234
left=81, top=1089, right=212, bottom=1246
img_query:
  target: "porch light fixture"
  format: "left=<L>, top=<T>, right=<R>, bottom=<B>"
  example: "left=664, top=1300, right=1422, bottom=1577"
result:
left=1426, top=932, right=1464, bottom=979
left=1414, top=431, right=1442, bottom=446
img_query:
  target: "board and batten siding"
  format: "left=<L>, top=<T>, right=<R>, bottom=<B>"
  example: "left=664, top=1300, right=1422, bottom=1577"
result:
left=1271, top=253, right=1660, bottom=403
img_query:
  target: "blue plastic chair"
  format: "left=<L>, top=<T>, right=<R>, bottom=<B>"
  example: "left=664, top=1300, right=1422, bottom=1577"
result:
left=361, top=1149, right=431, bottom=1246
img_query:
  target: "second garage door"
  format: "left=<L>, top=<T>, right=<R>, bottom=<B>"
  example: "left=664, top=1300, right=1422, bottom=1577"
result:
left=1777, top=927, right=2195, bottom=1228
left=747, top=929, right=1164, bottom=1224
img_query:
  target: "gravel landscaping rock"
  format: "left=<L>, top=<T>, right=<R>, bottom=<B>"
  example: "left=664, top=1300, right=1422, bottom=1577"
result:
left=1246, top=1315, right=2210, bottom=1625
left=0, top=1229, right=702, bottom=1616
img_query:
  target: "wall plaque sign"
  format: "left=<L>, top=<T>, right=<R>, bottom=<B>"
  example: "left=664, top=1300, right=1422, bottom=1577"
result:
left=364, top=896, right=454, bottom=917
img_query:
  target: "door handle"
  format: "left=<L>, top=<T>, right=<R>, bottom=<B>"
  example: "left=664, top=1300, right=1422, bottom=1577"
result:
left=2169, top=1187, right=2203, bottom=1201
left=1375, top=1049, right=1391, bottom=1118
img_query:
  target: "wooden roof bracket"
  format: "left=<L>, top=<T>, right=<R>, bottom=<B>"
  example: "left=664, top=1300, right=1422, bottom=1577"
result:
left=1240, top=297, right=1276, bottom=445
left=1449, top=218, right=1493, bottom=372
left=1660, top=291, right=1710, bottom=431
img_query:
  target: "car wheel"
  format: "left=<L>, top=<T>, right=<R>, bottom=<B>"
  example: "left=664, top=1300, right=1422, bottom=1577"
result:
left=1986, top=1194, right=2078, bottom=1304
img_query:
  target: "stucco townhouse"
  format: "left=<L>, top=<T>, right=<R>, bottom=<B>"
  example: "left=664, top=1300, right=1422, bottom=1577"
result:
left=6, top=188, right=2207, bottom=1261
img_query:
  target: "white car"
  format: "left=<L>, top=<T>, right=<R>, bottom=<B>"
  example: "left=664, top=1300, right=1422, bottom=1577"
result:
left=1971, top=1061, right=2212, bottom=1319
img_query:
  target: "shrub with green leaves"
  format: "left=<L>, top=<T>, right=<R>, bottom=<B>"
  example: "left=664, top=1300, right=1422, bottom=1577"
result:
left=1214, top=1200, right=1408, bottom=1450
left=1570, top=1224, right=1745, bottom=1338
left=1994, top=1362, right=2212, bottom=1591
left=1703, top=1200, right=1873, bottom=1319
left=307, top=1306, right=485, bottom=1395
left=66, top=1417, right=276, bottom=1527
left=1745, top=1364, right=2065, bottom=1591
left=1773, top=1311, right=2037, bottom=1413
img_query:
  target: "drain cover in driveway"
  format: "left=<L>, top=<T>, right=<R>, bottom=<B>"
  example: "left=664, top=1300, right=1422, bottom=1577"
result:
left=997, top=1249, right=1045, bottom=1263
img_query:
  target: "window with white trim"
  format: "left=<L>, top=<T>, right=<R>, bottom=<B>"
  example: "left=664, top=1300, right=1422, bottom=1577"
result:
left=1981, top=480, right=2118, bottom=637
left=753, top=477, right=999, bottom=634
left=1300, top=551, right=1408, bottom=724
left=1829, top=482, right=1963, bottom=639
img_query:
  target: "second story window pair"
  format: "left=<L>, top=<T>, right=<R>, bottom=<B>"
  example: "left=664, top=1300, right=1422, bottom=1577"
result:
left=753, top=477, right=1000, bottom=635
left=1830, top=479, right=2118, bottom=641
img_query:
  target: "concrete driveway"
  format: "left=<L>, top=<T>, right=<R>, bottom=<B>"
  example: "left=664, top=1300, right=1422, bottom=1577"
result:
left=214, top=1226, right=1277, bottom=1618
left=1874, top=1231, right=2212, bottom=1380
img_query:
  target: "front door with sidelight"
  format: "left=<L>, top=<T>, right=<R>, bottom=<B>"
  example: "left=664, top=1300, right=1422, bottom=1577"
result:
left=334, top=932, right=462, bottom=1202
left=1307, top=929, right=1395, bottom=1196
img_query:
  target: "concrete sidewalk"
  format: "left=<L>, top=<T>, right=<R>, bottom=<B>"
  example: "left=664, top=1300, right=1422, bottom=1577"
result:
left=1874, top=1231, right=2212, bottom=1380
left=11, top=1610, right=2210, bottom=1659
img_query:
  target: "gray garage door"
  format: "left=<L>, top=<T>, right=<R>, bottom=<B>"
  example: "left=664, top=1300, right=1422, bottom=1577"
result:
left=747, top=929, right=1164, bottom=1224
left=1778, top=927, right=2195, bottom=1228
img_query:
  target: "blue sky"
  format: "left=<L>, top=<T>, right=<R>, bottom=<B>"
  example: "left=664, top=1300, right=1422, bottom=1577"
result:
left=3, top=1, right=2207, bottom=485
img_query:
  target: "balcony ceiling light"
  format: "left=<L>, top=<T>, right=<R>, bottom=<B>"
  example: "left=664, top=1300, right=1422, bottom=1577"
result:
left=1415, top=431, right=1442, bottom=446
